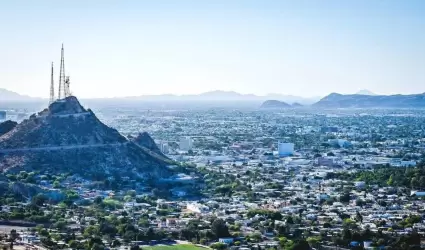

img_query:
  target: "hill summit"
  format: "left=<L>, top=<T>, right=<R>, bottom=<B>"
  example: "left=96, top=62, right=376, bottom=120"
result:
left=0, top=96, right=173, bottom=180
left=260, top=100, right=291, bottom=109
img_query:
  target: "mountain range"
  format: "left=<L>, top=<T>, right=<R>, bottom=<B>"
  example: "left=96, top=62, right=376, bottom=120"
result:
left=3, top=88, right=425, bottom=108
left=0, top=89, right=319, bottom=104
left=0, top=88, right=42, bottom=102
left=313, top=92, right=425, bottom=108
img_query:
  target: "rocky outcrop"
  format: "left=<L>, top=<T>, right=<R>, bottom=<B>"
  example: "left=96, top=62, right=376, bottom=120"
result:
left=132, top=132, right=163, bottom=155
left=0, top=120, right=17, bottom=137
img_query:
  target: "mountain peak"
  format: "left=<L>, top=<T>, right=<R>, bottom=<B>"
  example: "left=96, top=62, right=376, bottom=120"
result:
left=260, top=100, right=291, bottom=109
left=355, top=89, right=376, bottom=95
left=46, top=96, right=87, bottom=116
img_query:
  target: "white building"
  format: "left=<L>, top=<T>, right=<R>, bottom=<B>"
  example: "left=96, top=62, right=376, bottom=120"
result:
left=179, top=136, right=193, bottom=151
left=160, top=143, right=169, bottom=154
left=187, top=202, right=209, bottom=213
left=278, top=142, right=294, bottom=157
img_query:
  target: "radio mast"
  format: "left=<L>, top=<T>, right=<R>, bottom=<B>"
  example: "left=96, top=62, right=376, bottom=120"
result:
left=49, top=62, right=55, bottom=104
left=58, top=44, right=66, bottom=99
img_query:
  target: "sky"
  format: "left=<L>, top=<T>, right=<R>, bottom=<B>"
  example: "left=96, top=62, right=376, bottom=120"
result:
left=1, top=0, right=425, bottom=98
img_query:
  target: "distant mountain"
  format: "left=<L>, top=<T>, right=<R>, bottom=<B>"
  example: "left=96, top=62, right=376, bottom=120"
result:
left=108, top=90, right=319, bottom=105
left=0, top=96, right=173, bottom=181
left=0, top=89, right=320, bottom=105
left=355, top=89, right=376, bottom=96
left=260, top=100, right=291, bottom=109
left=291, top=102, right=304, bottom=108
left=314, top=92, right=425, bottom=108
left=0, top=88, right=42, bottom=102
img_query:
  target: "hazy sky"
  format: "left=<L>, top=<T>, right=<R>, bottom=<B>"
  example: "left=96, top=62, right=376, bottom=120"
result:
left=1, top=1, right=425, bottom=98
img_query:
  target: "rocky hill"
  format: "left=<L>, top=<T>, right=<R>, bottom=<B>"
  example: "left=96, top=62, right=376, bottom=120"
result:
left=0, top=120, right=17, bottom=137
left=0, top=96, right=173, bottom=180
left=314, top=93, right=425, bottom=108
left=260, top=100, right=291, bottom=109
left=131, top=132, right=166, bottom=157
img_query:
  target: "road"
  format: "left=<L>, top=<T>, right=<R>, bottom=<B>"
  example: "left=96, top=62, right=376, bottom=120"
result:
left=0, top=142, right=128, bottom=154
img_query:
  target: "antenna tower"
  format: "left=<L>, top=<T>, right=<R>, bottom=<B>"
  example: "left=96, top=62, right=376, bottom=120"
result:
left=58, top=44, right=66, bottom=99
left=49, top=62, right=55, bottom=104
left=65, top=76, right=71, bottom=97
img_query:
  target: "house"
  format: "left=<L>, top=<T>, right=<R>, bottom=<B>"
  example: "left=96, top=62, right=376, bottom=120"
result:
left=219, top=238, right=234, bottom=244
left=410, top=191, right=425, bottom=197
left=166, top=218, right=177, bottom=227
left=20, top=234, right=40, bottom=244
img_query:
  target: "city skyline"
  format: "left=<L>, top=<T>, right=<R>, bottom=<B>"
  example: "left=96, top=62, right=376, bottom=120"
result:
left=1, top=0, right=425, bottom=98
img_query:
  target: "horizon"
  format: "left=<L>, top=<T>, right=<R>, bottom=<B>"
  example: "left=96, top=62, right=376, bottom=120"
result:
left=1, top=1, right=425, bottom=98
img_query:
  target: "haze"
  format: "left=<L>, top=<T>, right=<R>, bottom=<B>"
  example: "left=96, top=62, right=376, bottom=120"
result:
left=1, top=0, right=425, bottom=98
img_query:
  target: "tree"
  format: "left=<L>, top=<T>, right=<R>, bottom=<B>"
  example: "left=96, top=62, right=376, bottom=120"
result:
left=339, top=192, right=350, bottom=203
left=420, top=176, right=425, bottom=189
left=94, top=196, right=103, bottom=204
left=286, top=216, right=294, bottom=224
left=292, top=239, right=310, bottom=250
left=342, top=228, right=352, bottom=241
left=307, top=236, right=320, bottom=247
left=356, top=211, right=363, bottom=223
left=31, top=194, right=47, bottom=206
left=210, top=242, right=227, bottom=250
left=91, top=243, right=105, bottom=250
left=411, top=177, right=419, bottom=189
left=211, top=219, right=230, bottom=239
left=9, top=229, right=19, bottom=249
left=387, top=175, right=394, bottom=186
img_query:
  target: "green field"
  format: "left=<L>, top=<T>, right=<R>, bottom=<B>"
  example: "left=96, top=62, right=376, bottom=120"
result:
left=143, top=244, right=206, bottom=250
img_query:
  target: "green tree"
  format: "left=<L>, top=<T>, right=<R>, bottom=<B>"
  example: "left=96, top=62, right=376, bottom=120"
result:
left=210, top=242, right=227, bottom=250
left=211, top=219, right=230, bottom=239
left=387, top=175, right=394, bottom=186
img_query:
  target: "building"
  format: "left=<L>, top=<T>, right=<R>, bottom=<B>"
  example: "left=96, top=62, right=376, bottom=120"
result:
left=318, top=157, right=334, bottom=167
left=179, top=136, right=193, bottom=151
left=0, top=111, right=6, bottom=120
left=355, top=181, right=366, bottom=189
left=219, top=238, right=234, bottom=244
left=187, top=202, right=209, bottom=213
left=160, top=143, right=169, bottom=154
left=278, top=142, right=294, bottom=157
left=321, top=126, right=338, bottom=133
left=328, top=139, right=352, bottom=148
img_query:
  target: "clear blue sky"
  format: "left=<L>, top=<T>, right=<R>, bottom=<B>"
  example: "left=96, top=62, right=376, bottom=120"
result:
left=1, top=0, right=424, bottom=98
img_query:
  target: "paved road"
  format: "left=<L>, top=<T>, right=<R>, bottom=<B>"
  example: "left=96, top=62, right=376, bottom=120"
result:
left=0, top=142, right=128, bottom=154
